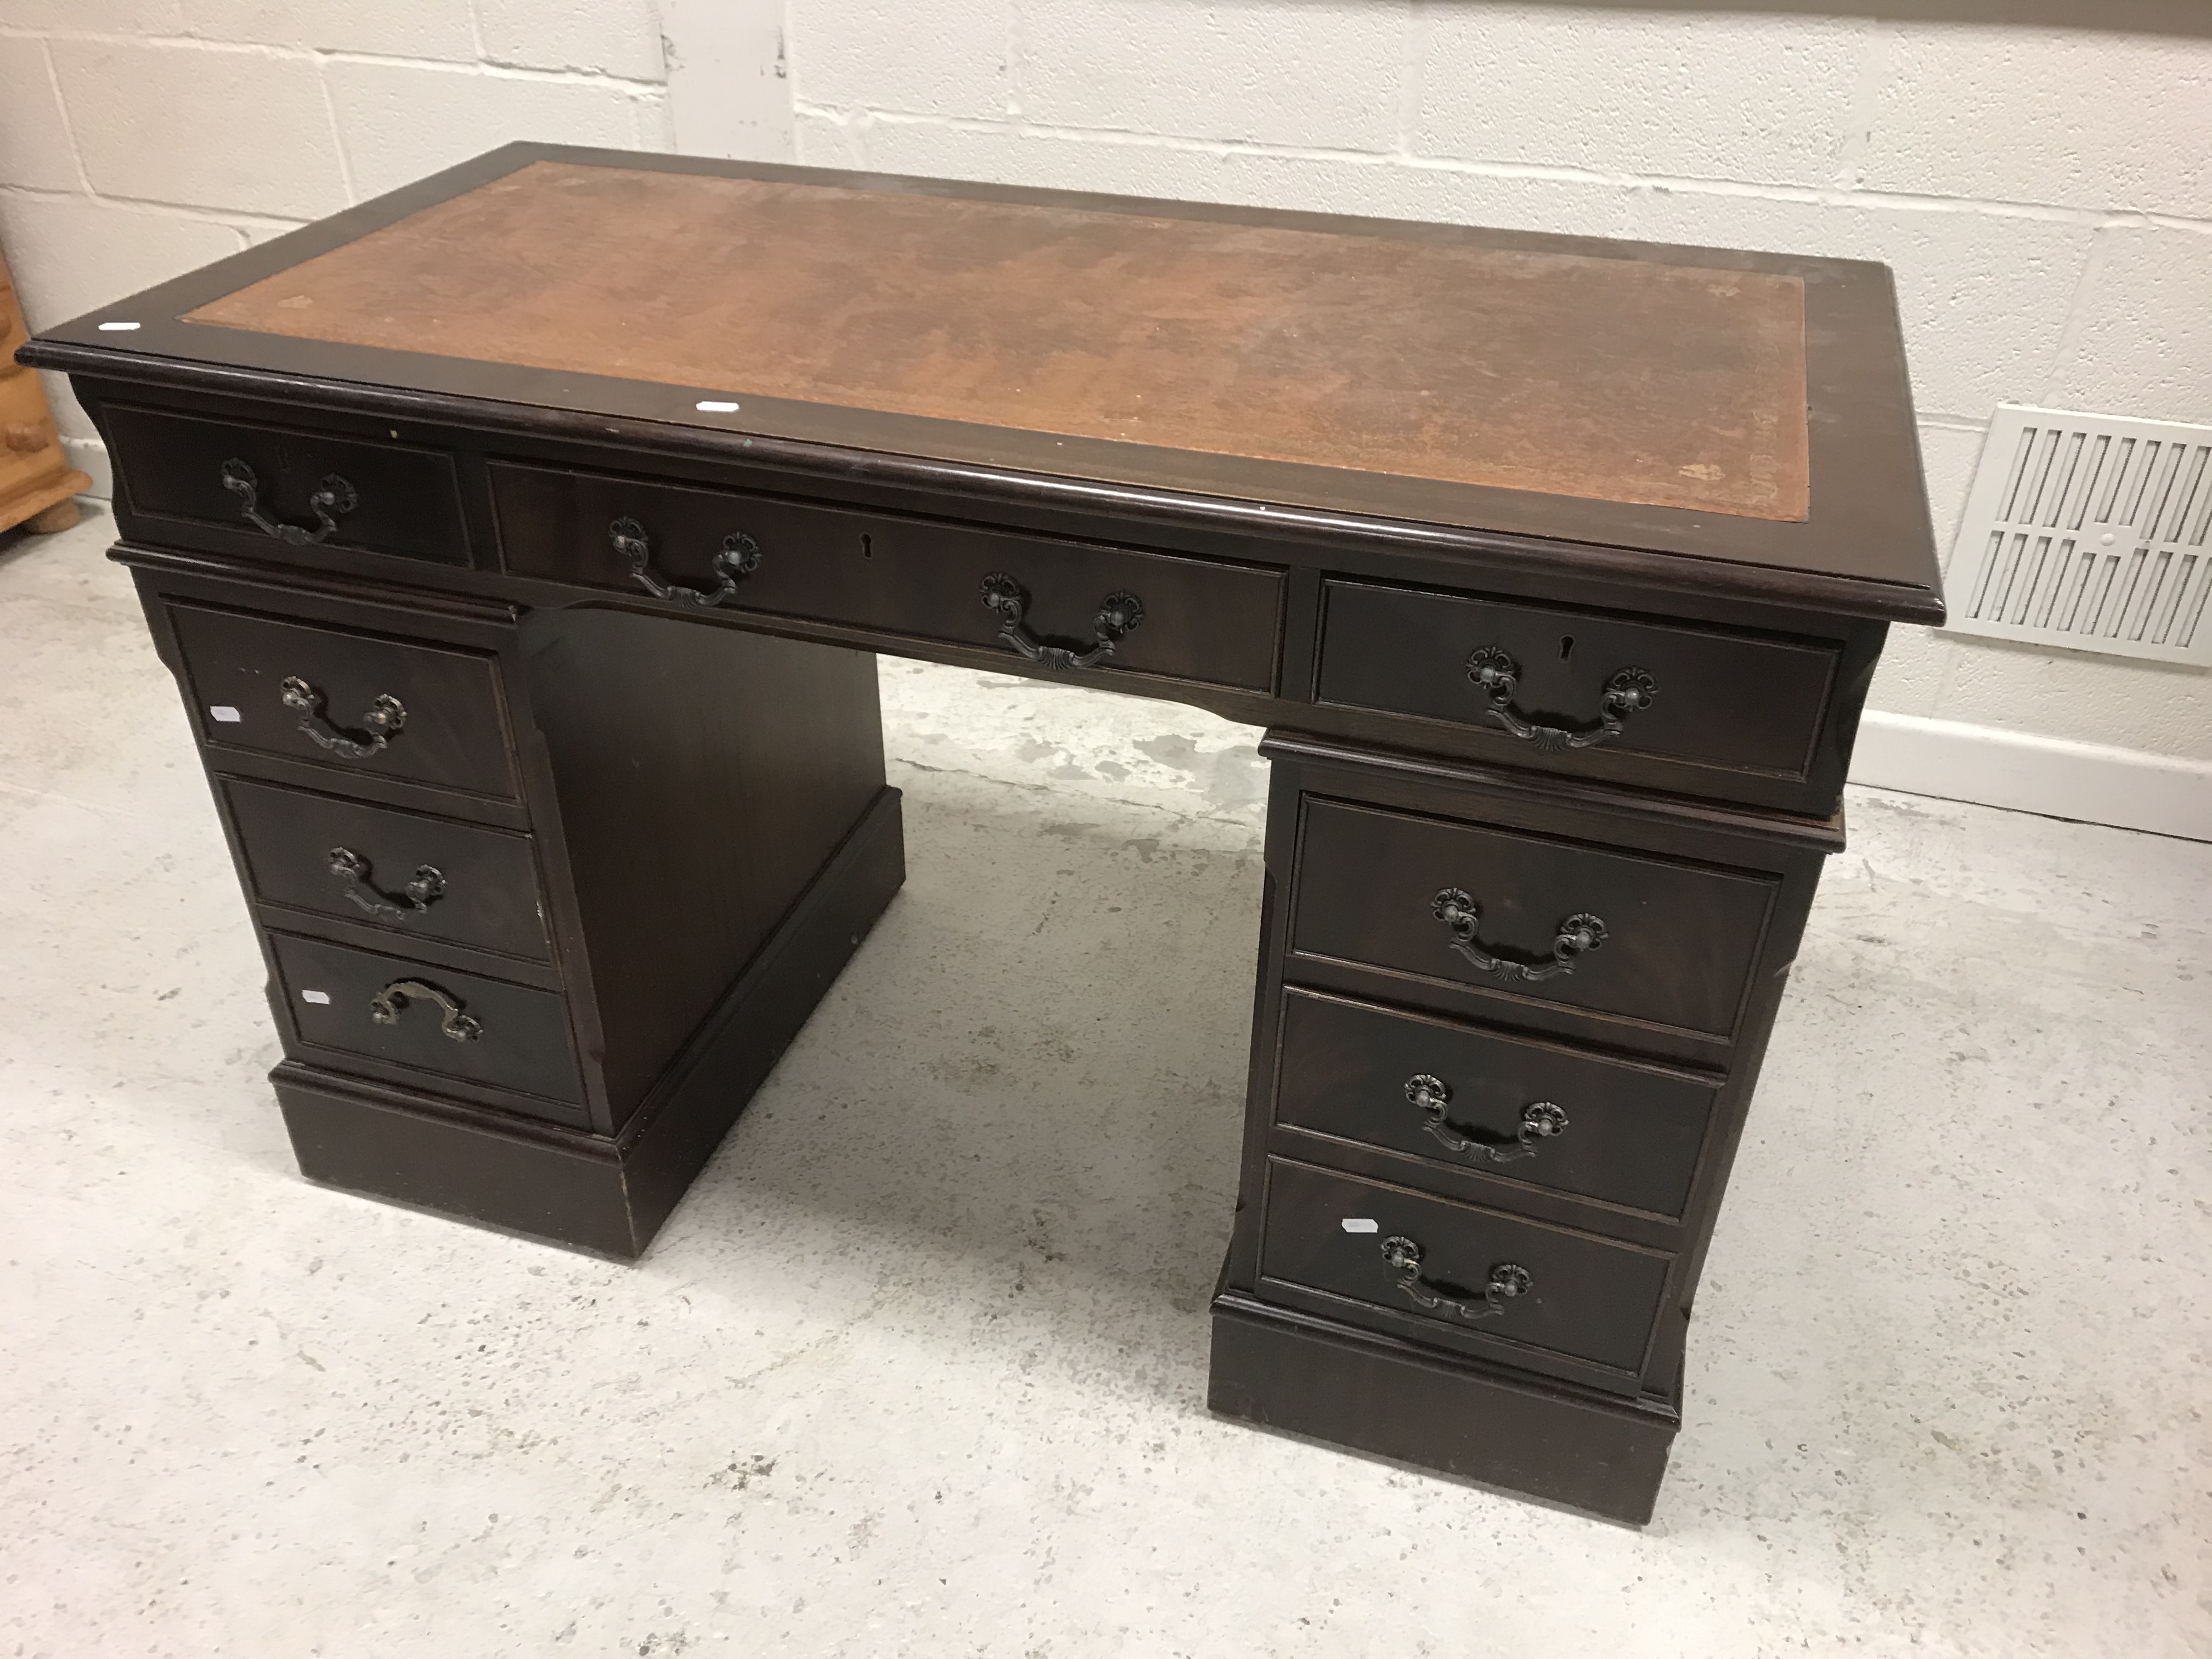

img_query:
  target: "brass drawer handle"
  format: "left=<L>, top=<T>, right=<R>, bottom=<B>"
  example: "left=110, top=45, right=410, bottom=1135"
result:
left=1380, top=1235, right=1532, bottom=1322
left=280, top=676, right=406, bottom=759
left=979, top=573, right=1144, bottom=670
left=1431, top=889, right=1606, bottom=983
left=1465, top=646, right=1656, bottom=752
left=220, top=458, right=358, bottom=546
left=328, top=847, right=445, bottom=922
left=1405, top=1075, right=1568, bottom=1163
left=609, top=516, right=761, bottom=607
left=368, top=978, right=481, bottom=1042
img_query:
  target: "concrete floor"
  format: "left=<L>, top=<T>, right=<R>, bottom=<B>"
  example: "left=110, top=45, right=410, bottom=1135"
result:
left=3, top=509, right=2207, bottom=1658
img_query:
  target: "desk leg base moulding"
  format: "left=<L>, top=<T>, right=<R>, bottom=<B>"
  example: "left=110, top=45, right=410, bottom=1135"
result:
left=22, top=142, right=1945, bottom=1523
left=1210, top=1288, right=1678, bottom=1525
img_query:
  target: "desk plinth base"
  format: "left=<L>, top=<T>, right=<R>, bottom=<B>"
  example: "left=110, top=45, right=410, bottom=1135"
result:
left=1208, top=1287, right=1679, bottom=1525
left=274, top=787, right=906, bottom=1260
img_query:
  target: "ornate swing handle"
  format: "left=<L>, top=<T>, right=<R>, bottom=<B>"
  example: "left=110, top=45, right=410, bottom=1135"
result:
left=1379, top=1235, right=1532, bottom=1322
left=1430, top=889, right=1607, bottom=983
left=367, top=978, right=481, bottom=1042
left=279, top=676, right=406, bottom=759
left=328, top=847, right=445, bottom=922
left=609, top=516, right=763, bottom=608
left=979, top=573, right=1145, bottom=670
left=1403, top=1074, right=1569, bottom=1163
left=1465, top=647, right=1657, bottom=753
left=220, top=459, right=358, bottom=546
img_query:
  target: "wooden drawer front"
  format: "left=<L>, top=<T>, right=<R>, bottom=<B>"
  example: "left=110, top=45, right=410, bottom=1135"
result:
left=106, top=404, right=469, bottom=565
left=489, top=461, right=1284, bottom=692
left=1317, top=580, right=1838, bottom=781
left=269, top=933, right=584, bottom=1118
left=1273, top=989, right=1719, bottom=1221
left=1260, top=1159, right=1671, bottom=1376
left=223, top=780, right=550, bottom=961
left=169, top=604, right=516, bottom=798
left=1291, top=799, right=1775, bottom=1040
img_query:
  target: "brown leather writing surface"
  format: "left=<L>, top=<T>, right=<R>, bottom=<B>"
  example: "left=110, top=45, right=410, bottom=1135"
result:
left=186, top=159, right=1809, bottom=520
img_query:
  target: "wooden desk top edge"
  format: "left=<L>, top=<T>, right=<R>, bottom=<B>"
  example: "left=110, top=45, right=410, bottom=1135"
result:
left=20, top=142, right=1944, bottom=625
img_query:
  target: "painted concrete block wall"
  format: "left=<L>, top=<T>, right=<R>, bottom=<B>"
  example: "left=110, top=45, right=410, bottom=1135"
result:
left=0, top=2, right=673, bottom=498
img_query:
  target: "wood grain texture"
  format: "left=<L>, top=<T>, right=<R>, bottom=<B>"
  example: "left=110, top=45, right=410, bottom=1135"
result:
left=186, top=160, right=1811, bottom=521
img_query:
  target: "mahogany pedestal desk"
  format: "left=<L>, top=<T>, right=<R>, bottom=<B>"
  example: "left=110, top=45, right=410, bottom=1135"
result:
left=22, top=145, right=1944, bottom=1525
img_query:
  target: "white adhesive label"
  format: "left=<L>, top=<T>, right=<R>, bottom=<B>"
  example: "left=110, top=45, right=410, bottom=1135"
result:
left=1340, top=1217, right=1379, bottom=1234
left=98, top=320, right=142, bottom=331
left=209, top=705, right=242, bottom=723
left=695, top=399, right=741, bottom=413
left=300, top=989, right=331, bottom=1005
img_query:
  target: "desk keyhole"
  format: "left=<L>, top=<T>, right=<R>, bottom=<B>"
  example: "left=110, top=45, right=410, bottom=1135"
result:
left=1559, top=635, right=1575, bottom=661
left=861, top=533, right=873, bottom=560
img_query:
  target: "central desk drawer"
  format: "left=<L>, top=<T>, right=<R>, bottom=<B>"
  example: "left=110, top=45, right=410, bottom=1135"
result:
left=1289, top=797, right=1777, bottom=1040
left=269, top=933, right=585, bottom=1119
left=221, top=778, right=551, bottom=961
left=488, top=461, right=1284, bottom=692
left=1260, top=1159, right=1672, bottom=1378
left=1273, top=988, right=1720, bottom=1221
left=167, top=603, right=518, bottom=799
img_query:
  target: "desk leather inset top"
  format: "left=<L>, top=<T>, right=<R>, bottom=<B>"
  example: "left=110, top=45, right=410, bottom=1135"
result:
left=22, top=143, right=1941, bottom=1526
left=184, top=159, right=1812, bottom=522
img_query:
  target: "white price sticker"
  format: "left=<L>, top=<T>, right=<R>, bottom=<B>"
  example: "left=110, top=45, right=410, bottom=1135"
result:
left=1340, top=1218, right=1379, bottom=1234
left=209, top=706, right=242, bottom=723
left=300, top=989, right=331, bottom=1005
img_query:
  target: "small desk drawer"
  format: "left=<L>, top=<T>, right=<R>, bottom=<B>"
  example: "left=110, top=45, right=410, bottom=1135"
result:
left=1289, top=798, right=1776, bottom=1040
left=489, top=461, right=1285, bottom=693
left=222, top=779, right=550, bottom=961
left=1317, top=580, right=1839, bottom=784
left=1260, top=1158, right=1671, bottom=1378
left=269, top=933, right=584, bottom=1119
left=168, top=603, right=517, bottom=798
left=1273, top=988, right=1720, bottom=1221
left=107, top=404, right=469, bottom=566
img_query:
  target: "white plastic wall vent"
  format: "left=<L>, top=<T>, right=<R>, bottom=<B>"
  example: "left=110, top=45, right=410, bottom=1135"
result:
left=1946, top=405, right=2212, bottom=667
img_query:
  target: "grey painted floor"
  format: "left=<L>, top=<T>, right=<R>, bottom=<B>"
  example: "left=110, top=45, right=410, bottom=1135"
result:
left=4, top=511, right=2208, bottom=1658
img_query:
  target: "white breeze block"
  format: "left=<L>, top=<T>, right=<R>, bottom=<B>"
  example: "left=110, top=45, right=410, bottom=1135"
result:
left=1019, top=0, right=1405, bottom=153
left=1935, top=630, right=2212, bottom=759
left=788, top=0, right=1011, bottom=121
left=175, top=0, right=479, bottom=62
left=1414, top=7, right=1867, bottom=188
left=3, top=0, right=184, bottom=27
left=50, top=40, right=348, bottom=220
left=0, top=193, right=245, bottom=324
left=1616, top=188, right=2095, bottom=424
left=325, top=63, right=651, bottom=201
left=0, top=38, right=81, bottom=194
left=2042, top=228, right=2212, bottom=427
left=1861, top=25, right=2212, bottom=219
left=475, top=0, right=667, bottom=81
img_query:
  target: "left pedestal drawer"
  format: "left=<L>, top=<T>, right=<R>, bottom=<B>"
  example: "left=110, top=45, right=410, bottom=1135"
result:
left=168, top=603, right=518, bottom=798
left=268, top=933, right=586, bottom=1122
left=221, top=780, right=551, bottom=961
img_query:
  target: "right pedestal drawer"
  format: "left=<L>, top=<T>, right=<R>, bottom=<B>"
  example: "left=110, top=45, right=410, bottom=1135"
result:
left=1289, top=795, right=1779, bottom=1042
left=1259, top=1158, right=1673, bottom=1383
left=1272, top=987, right=1720, bottom=1223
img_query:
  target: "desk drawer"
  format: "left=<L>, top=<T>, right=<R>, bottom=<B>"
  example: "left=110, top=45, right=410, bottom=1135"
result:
left=269, top=933, right=584, bottom=1119
left=222, top=779, right=550, bottom=961
left=168, top=603, right=517, bottom=798
left=108, top=404, right=469, bottom=565
left=489, top=461, right=1284, bottom=693
left=1317, top=580, right=1838, bottom=783
left=1260, top=1159, right=1671, bottom=1378
left=1273, top=988, right=1719, bottom=1221
left=1289, top=798, right=1776, bottom=1040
